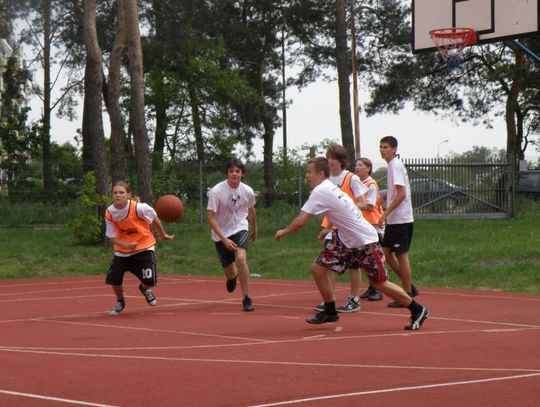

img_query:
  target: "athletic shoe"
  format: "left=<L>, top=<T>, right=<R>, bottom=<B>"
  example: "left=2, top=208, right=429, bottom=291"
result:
left=313, top=302, right=325, bottom=312
left=242, top=296, right=255, bottom=312
left=367, top=289, right=383, bottom=301
left=306, top=311, right=339, bottom=324
left=139, top=284, right=157, bottom=306
left=107, top=300, right=125, bottom=316
left=359, top=285, right=373, bottom=299
left=411, top=283, right=420, bottom=297
left=404, top=307, right=430, bottom=330
left=226, top=275, right=237, bottom=293
left=337, top=297, right=361, bottom=313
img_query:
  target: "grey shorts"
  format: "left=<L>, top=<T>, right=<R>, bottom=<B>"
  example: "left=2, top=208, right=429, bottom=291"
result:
left=214, top=230, right=249, bottom=268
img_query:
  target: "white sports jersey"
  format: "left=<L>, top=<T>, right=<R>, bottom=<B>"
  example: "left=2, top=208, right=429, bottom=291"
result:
left=386, top=157, right=414, bottom=224
left=207, top=180, right=256, bottom=242
left=302, top=179, right=378, bottom=248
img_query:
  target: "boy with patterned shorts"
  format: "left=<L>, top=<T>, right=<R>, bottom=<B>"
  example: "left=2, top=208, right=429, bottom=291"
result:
left=274, top=157, right=429, bottom=329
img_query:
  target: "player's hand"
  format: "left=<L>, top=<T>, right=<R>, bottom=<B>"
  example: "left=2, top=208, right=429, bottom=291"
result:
left=224, top=238, right=238, bottom=251
left=274, top=229, right=285, bottom=241
left=161, top=233, right=175, bottom=241
left=125, top=242, right=137, bottom=250
left=249, top=229, right=257, bottom=242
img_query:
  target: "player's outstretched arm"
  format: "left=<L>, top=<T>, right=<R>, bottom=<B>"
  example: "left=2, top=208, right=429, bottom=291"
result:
left=275, top=211, right=312, bottom=241
left=152, top=218, right=175, bottom=240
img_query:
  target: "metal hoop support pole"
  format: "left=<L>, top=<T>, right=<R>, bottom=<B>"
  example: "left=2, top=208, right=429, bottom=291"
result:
left=512, top=39, right=540, bottom=67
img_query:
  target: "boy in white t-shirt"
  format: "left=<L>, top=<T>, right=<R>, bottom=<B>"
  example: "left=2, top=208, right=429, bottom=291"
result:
left=207, top=158, right=257, bottom=312
left=275, top=157, right=429, bottom=330
left=379, top=136, right=419, bottom=308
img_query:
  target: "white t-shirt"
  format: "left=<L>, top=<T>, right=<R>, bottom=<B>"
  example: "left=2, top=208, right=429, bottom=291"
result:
left=105, top=201, right=157, bottom=256
left=386, top=157, right=414, bottom=224
left=207, top=180, right=257, bottom=242
left=329, top=169, right=368, bottom=199
left=302, top=179, right=378, bottom=248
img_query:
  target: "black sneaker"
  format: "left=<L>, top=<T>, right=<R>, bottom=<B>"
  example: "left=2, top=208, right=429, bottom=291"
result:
left=404, top=307, right=430, bottom=330
left=242, top=296, right=254, bottom=312
left=107, top=300, right=125, bottom=316
left=337, top=297, right=361, bottom=313
left=411, top=283, right=420, bottom=297
left=226, top=275, right=237, bottom=293
left=313, top=302, right=325, bottom=312
left=139, top=284, right=157, bottom=306
left=367, top=287, right=383, bottom=301
left=359, top=287, right=372, bottom=300
left=306, top=311, right=339, bottom=324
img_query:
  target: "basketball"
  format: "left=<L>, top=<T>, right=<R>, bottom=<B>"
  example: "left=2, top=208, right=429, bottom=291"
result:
left=155, top=194, right=184, bottom=222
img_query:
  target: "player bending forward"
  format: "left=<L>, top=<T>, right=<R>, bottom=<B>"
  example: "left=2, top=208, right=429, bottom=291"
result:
left=274, top=157, right=429, bottom=329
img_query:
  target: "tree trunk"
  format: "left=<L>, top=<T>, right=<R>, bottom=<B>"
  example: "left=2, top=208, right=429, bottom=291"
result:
left=151, top=0, right=168, bottom=172
left=106, top=1, right=127, bottom=183
left=335, top=0, right=355, bottom=167
left=124, top=0, right=153, bottom=202
left=42, top=0, right=53, bottom=199
left=505, top=51, right=525, bottom=168
left=257, top=58, right=275, bottom=207
left=82, top=0, right=109, bottom=195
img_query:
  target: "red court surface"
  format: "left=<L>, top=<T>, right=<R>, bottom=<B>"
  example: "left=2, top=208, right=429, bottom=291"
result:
left=1, top=275, right=539, bottom=406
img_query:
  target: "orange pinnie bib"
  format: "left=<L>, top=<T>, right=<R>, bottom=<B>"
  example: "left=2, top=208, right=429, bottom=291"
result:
left=105, top=200, right=156, bottom=253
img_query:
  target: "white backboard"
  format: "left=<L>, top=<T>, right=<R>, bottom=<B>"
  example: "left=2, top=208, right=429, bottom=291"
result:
left=413, top=0, right=540, bottom=52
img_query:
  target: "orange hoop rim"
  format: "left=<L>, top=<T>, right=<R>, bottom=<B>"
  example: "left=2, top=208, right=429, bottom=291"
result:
left=429, top=27, right=477, bottom=47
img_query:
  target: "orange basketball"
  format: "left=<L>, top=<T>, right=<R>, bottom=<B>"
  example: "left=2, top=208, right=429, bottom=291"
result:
left=155, top=194, right=184, bottom=222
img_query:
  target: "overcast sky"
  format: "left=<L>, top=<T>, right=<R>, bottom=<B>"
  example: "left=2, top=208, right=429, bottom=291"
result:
left=31, top=76, right=538, bottom=172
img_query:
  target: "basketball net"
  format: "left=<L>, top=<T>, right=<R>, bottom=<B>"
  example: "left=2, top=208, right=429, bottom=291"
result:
left=430, top=28, right=477, bottom=70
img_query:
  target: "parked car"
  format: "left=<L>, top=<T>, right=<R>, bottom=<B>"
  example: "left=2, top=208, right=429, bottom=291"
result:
left=409, top=178, right=469, bottom=211
left=515, top=171, right=540, bottom=199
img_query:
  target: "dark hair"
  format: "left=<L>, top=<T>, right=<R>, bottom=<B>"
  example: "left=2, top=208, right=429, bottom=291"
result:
left=224, top=157, right=245, bottom=174
left=112, top=181, right=131, bottom=193
left=308, top=157, right=330, bottom=178
left=326, top=144, right=349, bottom=169
left=380, top=136, right=398, bottom=149
left=356, top=157, right=373, bottom=175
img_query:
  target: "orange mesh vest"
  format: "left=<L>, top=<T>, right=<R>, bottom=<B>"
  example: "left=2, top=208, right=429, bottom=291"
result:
left=362, top=177, right=384, bottom=225
left=321, top=171, right=357, bottom=228
left=105, top=200, right=156, bottom=253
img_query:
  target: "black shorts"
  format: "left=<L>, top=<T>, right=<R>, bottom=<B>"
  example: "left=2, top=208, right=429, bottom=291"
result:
left=381, top=223, right=414, bottom=253
left=105, top=250, right=157, bottom=287
left=214, top=230, right=249, bottom=268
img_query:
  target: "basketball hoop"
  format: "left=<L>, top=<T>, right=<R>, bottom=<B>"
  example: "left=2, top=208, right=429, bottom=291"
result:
left=430, top=28, right=477, bottom=69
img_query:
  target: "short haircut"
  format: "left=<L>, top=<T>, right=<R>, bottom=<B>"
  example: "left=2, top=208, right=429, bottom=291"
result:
left=326, top=144, right=349, bottom=169
left=308, top=157, right=330, bottom=178
left=380, top=136, right=398, bottom=149
left=224, top=157, right=245, bottom=174
left=113, top=181, right=131, bottom=194
left=356, top=157, right=373, bottom=175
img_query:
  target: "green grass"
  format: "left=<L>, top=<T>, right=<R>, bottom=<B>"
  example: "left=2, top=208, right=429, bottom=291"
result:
left=1, top=199, right=539, bottom=293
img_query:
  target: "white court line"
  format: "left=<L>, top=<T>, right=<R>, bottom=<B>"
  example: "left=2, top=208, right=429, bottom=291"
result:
left=0, top=389, right=117, bottom=407
left=1, top=326, right=538, bottom=352
left=248, top=372, right=540, bottom=406
left=1, top=347, right=539, bottom=375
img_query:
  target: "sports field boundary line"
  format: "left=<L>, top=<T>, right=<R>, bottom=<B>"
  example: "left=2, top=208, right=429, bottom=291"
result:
left=1, top=347, right=539, bottom=375
left=248, top=372, right=540, bottom=406
left=0, top=388, right=117, bottom=407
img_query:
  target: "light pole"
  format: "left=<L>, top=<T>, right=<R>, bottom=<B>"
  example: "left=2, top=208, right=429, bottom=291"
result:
left=437, top=139, right=449, bottom=160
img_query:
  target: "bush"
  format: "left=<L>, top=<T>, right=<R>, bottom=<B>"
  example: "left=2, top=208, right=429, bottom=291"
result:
left=70, top=172, right=109, bottom=244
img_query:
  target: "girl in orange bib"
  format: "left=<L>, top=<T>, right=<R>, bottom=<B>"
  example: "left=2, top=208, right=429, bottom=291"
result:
left=104, top=181, right=175, bottom=315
